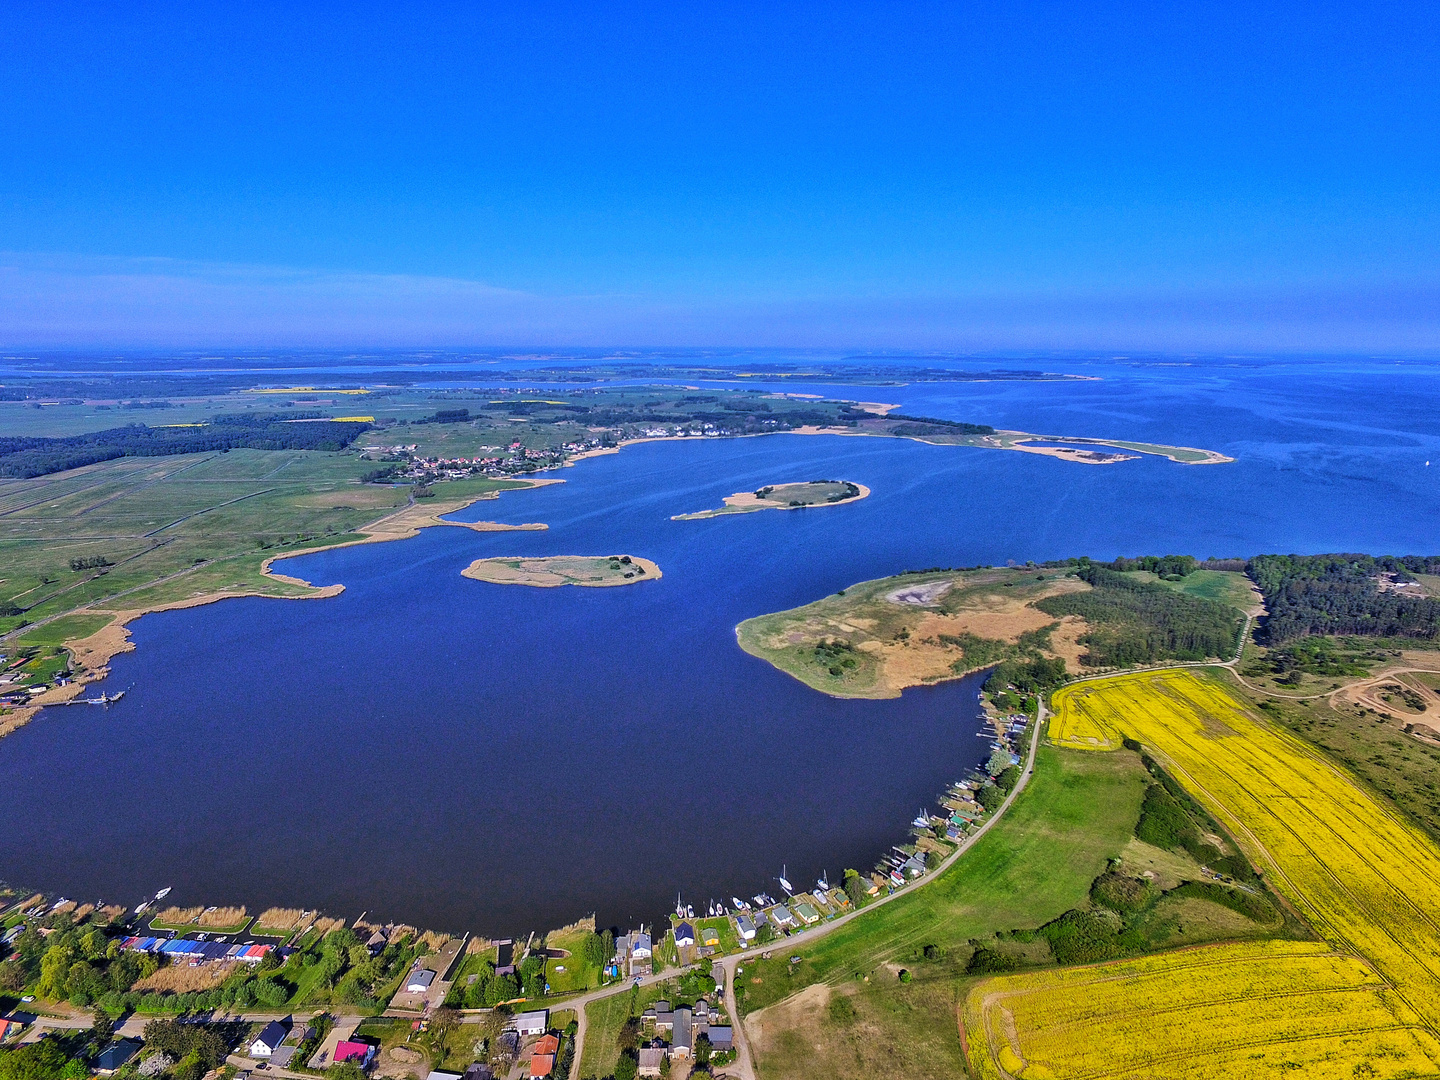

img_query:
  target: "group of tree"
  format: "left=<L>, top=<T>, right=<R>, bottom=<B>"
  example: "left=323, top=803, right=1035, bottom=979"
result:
left=1036, top=564, right=1244, bottom=666
left=0, top=413, right=370, bottom=478
left=1248, top=553, right=1440, bottom=644
left=455, top=949, right=553, bottom=1008
left=885, top=414, right=995, bottom=436
left=0, top=914, right=158, bottom=1008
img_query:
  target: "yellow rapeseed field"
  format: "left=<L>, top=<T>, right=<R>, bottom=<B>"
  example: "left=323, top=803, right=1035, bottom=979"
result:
left=963, top=669, right=1440, bottom=1079
left=962, top=940, right=1440, bottom=1080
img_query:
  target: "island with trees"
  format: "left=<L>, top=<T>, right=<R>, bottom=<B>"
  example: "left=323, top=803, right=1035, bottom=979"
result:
left=672, top=479, right=868, bottom=520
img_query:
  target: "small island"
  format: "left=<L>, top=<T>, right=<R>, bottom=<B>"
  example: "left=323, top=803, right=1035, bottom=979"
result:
left=461, top=554, right=661, bottom=587
left=672, top=479, right=869, bottom=520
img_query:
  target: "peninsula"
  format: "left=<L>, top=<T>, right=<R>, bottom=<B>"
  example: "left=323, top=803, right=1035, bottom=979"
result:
left=672, top=479, right=868, bottom=520
left=461, top=554, right=661, bottom=587
left=736, top=556, right=1250, bottom=699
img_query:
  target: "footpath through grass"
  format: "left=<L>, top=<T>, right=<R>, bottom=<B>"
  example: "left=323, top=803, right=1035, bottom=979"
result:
left=738, top=744, right=1149, bottom=1080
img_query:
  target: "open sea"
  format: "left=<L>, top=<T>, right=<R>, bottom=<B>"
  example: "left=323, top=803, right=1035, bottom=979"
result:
left=2, top=355, right=1439, bottom=935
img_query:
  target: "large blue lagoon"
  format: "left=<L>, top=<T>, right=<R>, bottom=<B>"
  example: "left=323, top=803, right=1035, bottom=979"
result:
left=2, top=359, right=1438, bottom=934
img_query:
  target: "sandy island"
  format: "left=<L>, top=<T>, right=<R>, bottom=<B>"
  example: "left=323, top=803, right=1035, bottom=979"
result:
left=461, top=555, right=662, bottom=587
left=673, top=480, right=870, bottom=520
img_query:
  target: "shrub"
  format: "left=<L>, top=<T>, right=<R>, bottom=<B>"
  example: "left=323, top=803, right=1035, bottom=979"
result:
left=1090, top=872, right=1158, bottom=914
left=966, top=949, right=1021, bottom=975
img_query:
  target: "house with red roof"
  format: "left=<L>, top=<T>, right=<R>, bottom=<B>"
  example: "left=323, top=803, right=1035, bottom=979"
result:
left=333, top=1040, right=376, bottom=1069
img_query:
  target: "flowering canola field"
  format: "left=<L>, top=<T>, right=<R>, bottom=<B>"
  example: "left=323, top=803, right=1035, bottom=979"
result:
left=962, top=940, right=1440, bottom=1080
left=963, top=670, right=1440, bottom=1079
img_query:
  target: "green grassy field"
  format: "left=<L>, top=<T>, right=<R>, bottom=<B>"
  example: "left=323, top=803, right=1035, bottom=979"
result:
left=1131, top=567, right=1257, bottom=609
left=580, top=980, right=675, bottom=1079
left=543, top=925, right=602, bottom=994
left=737, top=744, right=1151, bottom=1079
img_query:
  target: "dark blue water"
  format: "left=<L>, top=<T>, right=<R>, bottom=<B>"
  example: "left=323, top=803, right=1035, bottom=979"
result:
left=3, top=357, right=1439, bottom=935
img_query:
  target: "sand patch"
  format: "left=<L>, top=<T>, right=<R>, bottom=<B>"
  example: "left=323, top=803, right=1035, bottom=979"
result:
left=1333, top=661, right=1440, bottom=731
left=886, top=580, right=952, bottom=606
left=744, top=982, right=833, bottom=1056
left=915, top=608, right=1055, bottom=644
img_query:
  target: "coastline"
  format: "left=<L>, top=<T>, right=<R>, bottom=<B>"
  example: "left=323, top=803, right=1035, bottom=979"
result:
left=0, top=478, right=560, bottom=738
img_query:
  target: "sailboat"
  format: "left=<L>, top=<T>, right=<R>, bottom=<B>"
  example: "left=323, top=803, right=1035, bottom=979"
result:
left=778, top=865, right=793, bottom=894
left=817, top=871, right=831, bottom=892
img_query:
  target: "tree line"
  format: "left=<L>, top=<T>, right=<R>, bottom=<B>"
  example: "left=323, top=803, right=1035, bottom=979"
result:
left=0, top=414, right=370, bottom=478
left=1248, top=553, right=1440, bottom=644
left=1036, top=564, right=1244, bottom=666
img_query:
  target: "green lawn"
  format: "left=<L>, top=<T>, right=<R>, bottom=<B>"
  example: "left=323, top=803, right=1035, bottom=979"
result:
left=1131, top=568, right=1256, bottom=609
left=737, top=744, right=1151, bottom=1080
left=543, top=926, right=602, bottom=995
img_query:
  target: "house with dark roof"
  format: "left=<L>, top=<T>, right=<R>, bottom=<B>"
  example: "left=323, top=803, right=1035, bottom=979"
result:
left=674, top=922, right=695, bottom=947
left=250, top=1021, right=290, bottom=1058
left=706, top=1026, right=733, bottom=1051
left=671, top=1007, right=694, bottom=1057
left=94, top=1039, right=142, bottom=1074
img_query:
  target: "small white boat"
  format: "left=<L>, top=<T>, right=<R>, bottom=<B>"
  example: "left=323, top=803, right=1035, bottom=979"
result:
left=817, top=871, right=831, bottom=891
left=155, top=887, right=172, bottom=900
left=732, top=897, right=750, bottom=911
left=778, top=865, right=793, bottom=894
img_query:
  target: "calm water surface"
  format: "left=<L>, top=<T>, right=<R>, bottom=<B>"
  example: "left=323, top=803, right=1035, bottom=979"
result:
left=3, top=358, right=1439, bottom=934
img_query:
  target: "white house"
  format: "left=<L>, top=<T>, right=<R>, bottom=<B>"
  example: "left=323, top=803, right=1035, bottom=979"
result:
left=249, top=1021, right=289, bottom=1058
left=405, top=969, right=436, bottom=994
left=511, top=1010, right=548, bottom=1037
left=631, top=932, right=652, bottom=958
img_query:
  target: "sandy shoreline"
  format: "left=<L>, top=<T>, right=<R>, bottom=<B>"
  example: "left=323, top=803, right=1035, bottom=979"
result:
left=0, top=479, right=559, bottom=737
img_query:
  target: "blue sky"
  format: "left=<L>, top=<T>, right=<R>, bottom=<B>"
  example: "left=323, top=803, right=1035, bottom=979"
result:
left=2, top=2, right=1438, bottom=349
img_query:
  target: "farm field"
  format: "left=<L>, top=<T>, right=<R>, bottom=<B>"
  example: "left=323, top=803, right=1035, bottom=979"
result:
left=988, top=668, right=1440, bottom=1078
left=962, top=939, right=1440, bottom=1080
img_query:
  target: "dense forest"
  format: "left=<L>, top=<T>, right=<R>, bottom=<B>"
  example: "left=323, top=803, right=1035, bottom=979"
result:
left=0, top=415, right=370, bottom=478
left=1037, top=564, right=1245, bottom=666
left=884, top=414, right=996, bottom=436
left=1248, top=554, right=1440, bottom=644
